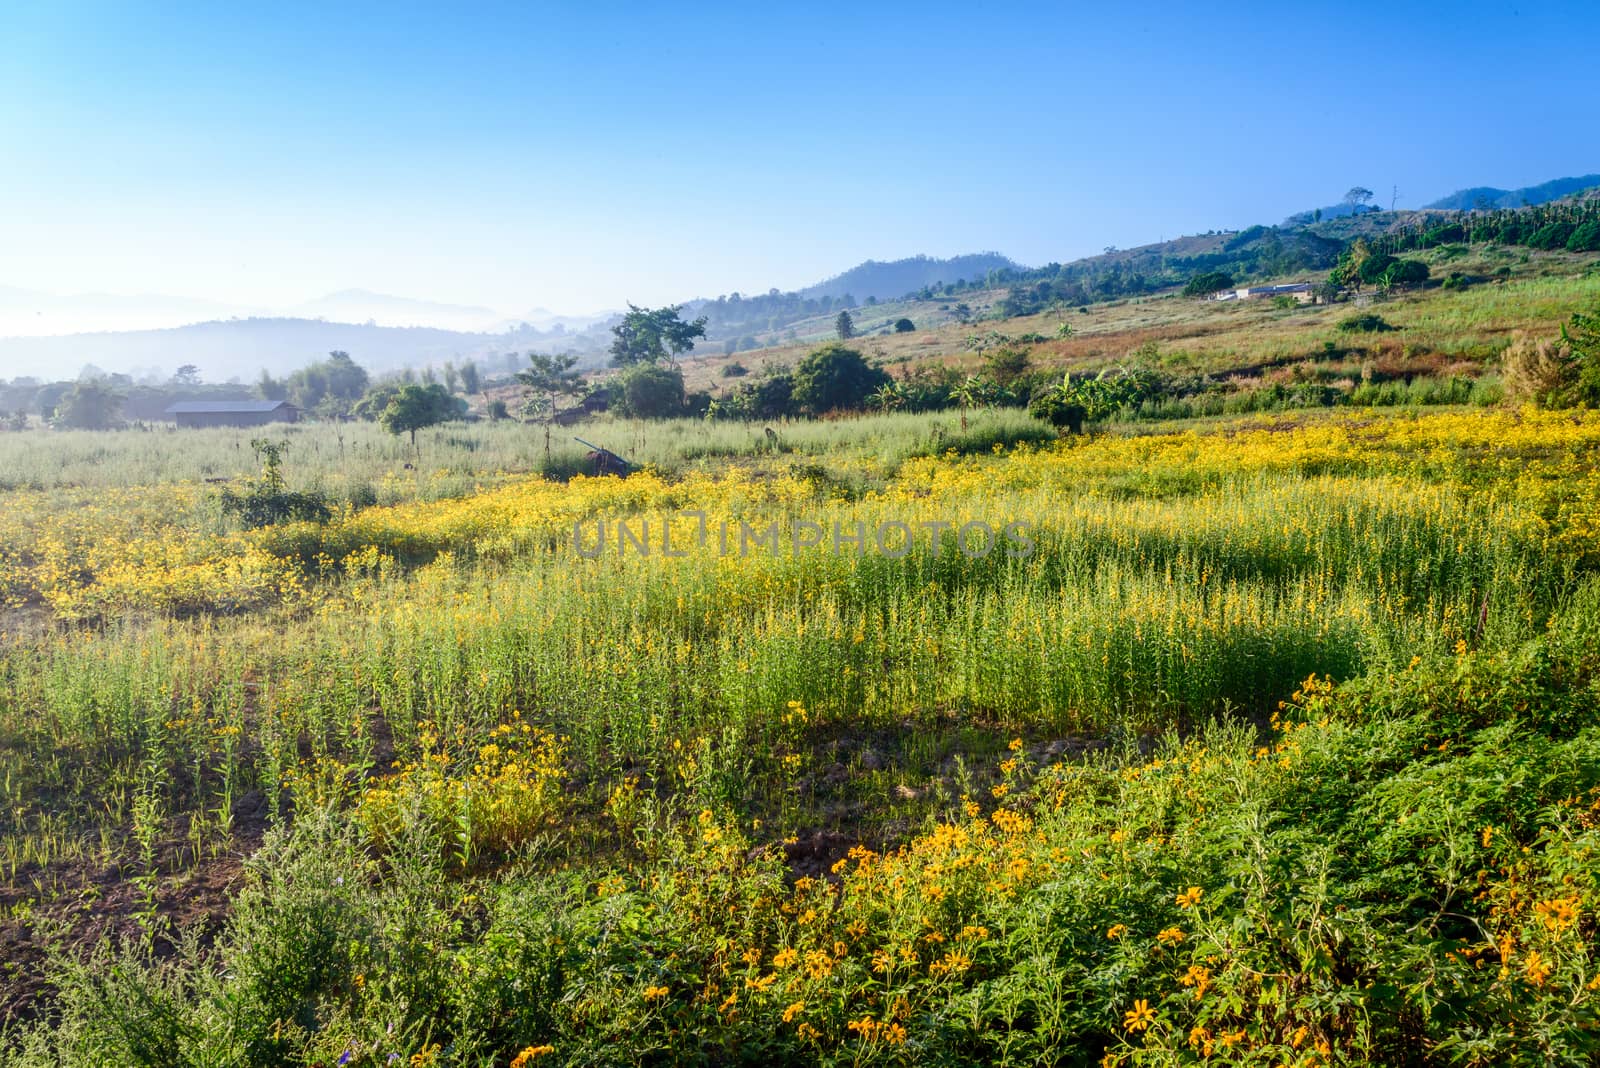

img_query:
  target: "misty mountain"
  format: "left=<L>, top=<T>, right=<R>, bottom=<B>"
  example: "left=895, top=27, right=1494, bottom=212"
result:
left=0, top=317, right=603, bottom=383
left=797, top=253, right=1022, bottom=303
left=1424, top=174, right=1600, bottom=211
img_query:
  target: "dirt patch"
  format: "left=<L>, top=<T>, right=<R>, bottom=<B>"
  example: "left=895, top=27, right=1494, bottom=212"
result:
left=0, top=791, right=271, bottom=1024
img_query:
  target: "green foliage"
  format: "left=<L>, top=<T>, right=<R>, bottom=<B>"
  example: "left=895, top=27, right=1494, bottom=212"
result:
left=1028, top=388, right=1086, bottom=432
left=1339, top=313, right=1399, bottom=333
left=286, top=351, right=370, bottom=417
left=790, top=344, right=890, bottom=415
left=52, top=380, right=124, bottom=429
left=1567, top=221, right=1600, bottom=252
left=893, top=317, right=916, bottom=333
left=219, top=438, right=332, bottom=528
left=1383, top=258, right=1430, bottom=288
left=1560, top=309, right=1600, bottom=406
left=516, top=354, right=584, bottom=422
left=834, top=310, right=855, bottom=340
left=981, top=346, right=1031, bottom=386
left=719, top=372, right=796, bottom=421
left=380, top=383, right=466, bottom=444
left=613, top=361, right=687, bottom=419
left=609, top=304, right=708, bottom=367
left=1182, top=270, right=1234, bottom=297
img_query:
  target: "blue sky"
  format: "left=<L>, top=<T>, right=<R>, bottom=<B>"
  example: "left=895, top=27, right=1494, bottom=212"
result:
left=2, top=0, right=1596, bottom=317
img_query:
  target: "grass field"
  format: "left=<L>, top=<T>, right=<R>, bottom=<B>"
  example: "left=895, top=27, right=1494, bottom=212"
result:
left=2, top=396, right=1599, bottom=1065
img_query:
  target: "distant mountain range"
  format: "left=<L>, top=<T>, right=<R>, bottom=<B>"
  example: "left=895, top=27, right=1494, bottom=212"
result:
left=795, top=253, right=1021, bottom=303
left=0, top=317, right=604, bottom=384
left=1424, top=175, right=1600, bottom=211
left=1284, top=174, right=1600, bottom=225
left=4, top=172, right=1597, bottom=384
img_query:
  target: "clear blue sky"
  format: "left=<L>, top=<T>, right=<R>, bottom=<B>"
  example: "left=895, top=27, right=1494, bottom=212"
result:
left=2, top=0, right=1596, bottom=315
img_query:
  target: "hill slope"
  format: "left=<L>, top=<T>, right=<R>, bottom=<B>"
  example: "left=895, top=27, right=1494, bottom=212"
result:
left=797, top=253, right=1021, bottom=302
left=1424, top=174, right=1600, bottom=211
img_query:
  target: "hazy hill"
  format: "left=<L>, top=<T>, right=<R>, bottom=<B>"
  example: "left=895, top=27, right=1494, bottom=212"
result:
left=798, top=253, right=1021, bottom=302
left=0, top=317, right=601, bottom=383
left=1425, top=174, right=1600, bottom=211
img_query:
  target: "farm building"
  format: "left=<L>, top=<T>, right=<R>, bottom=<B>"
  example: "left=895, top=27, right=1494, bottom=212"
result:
left=164, top=400, right=300, bottom=428
left=1204, top=282, right=1315, bottom=304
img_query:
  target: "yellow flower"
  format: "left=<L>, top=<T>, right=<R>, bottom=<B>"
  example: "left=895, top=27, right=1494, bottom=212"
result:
left=1525, top=949, right=1553, bottom=986
left=1181, top=964, right=1212, bottom=998
left=1106, top=924, right=1128, bottom=940
left=1157, top=926, right=1185, bottom=946
left=510, top=1045, right=555, bottom=1067
left=771, top=948, right=798, bottom=969
left=643, top=984, right=669, bottom=1000
left=1122, top=998, right=1156, bottom=1032
left=1535, top=896, right=1580, bottom=934
left=1176, top=886, right=1203, bottom=909
left=782, top=1001, right=805, bottom=1023
left=1008, top=738, right=1024, bottom=752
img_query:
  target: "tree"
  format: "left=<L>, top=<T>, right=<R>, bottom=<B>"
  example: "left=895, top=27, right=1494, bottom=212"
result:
left=53, top=380, right=123, bottom=429
left=893, top=318, right=916, bottom=333
left=1560, top=309, right=1600, bottom=406
left=256, top=369, right=289, bottom=401
left=983, top=347, right=1031, bottom=387
left=443, top=361, right=461, bottom=394
left=1182, top=271, right=1234, bottom=298
left=834, top=310, right=856, bottom=340
left=948, top=374, right=1008, bottom=428
left=172, top=364, right=201, bottom=387
left=352, top=382, right=403, bottom=421
left=1502, top=333, right=1576, bottom=408
left=517, top=353, right=586, bottom=462
left=609, top=304, right=708, bottom=366
left=1344, top=187, right=1375, bottom=214
left=867, top=382, right=907, bottom=413
left=517, top=354, right=584, bottom=422
left=613, top=362, right=687, bottom=419
left=952, top=303, right=973, bottom=324
left=1379, top=259, right=1430, bottom=291
left=379, top=383, right=464, bottom=445
left=286, top=351, right=369, bottom=415
left=459, top=362, right=481, bottom=397
left=791, top=343, right=890, bottom=415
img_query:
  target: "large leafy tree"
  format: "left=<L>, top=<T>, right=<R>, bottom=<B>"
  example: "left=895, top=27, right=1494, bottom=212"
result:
left=379, top=383, right=465, bottom=445
left=53, top=380, right=124, bottom=429
left=286, top=351, right=370, bottom=417
left=614, top=362, right=686, bottom=419
left=609, top=304, right=708, bottom=367
left=791, top=344, right=890, bottom=415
